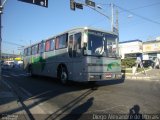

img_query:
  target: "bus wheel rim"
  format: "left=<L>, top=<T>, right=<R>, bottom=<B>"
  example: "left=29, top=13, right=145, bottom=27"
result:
left=61, top=71, right=67, bottom=83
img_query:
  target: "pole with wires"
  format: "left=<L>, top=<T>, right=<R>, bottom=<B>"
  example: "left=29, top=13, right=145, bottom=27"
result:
left=0, top=0, right=8, bottom=81
left=111, top=3, right=114, bottom=32
left=0, top=0, right=2, bottom=80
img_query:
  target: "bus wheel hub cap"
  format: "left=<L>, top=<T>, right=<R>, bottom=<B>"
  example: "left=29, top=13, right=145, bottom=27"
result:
left=61, top=72, right=67, bottom=81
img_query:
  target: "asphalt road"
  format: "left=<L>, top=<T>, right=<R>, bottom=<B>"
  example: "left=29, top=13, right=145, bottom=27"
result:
left=2, top=68, right=160, bottom=120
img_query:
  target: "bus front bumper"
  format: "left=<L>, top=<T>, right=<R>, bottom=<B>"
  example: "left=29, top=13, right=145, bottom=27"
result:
left=87, top=72, right=122, bottom=81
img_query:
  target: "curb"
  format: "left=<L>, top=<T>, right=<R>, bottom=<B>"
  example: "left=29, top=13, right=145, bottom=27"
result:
left=123, top=68, right=152, bottom=76
left=125, top=76, right=160, bottom=81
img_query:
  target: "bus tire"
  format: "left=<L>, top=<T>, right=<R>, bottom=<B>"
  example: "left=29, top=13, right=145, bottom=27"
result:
left=58, top=66, right=68, bottom=85
left=28, top=65, right=34, bottom=77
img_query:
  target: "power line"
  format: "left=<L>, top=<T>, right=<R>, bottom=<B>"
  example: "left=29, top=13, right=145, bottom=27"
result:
left=122, top=2, right=160, bottom=12
left=96, top=2, right=160, bottom=14
left=87, top=1, right=160, bottom=28
left=96, top=2, right=160, bottom=11
left=2, top=41, right=24, bottom=47
left=115, top=4, right=160, bottom=25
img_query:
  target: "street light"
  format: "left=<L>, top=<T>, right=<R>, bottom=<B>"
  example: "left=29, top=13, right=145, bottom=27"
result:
left=96, top=5, right=102, bottom=9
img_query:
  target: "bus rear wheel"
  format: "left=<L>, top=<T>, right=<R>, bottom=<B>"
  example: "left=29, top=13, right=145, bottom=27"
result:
left=28, top=65, right=33, bottom=77
left=28, top=65, right=34, bottom=77
left=58, top=66, right=68, bottom=85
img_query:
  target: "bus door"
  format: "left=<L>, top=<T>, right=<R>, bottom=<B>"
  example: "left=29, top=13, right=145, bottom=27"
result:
left=68, top=33, right=82, bottom=80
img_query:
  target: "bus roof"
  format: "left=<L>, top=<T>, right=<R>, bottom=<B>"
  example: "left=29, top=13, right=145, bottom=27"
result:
left=24, top=27, right=118, bottom=49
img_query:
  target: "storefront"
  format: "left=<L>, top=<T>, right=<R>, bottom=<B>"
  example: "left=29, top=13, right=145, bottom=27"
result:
left=143, top=40, right=160, bottom=60
left=119, top=40, right=143, bottom=59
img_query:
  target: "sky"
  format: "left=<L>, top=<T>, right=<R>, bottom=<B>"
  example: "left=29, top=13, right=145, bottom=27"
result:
left=2, top=0, right=160, bottom=54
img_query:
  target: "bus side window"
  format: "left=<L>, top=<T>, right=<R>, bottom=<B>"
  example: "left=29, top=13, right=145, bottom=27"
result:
left=38, top=43, right=41, bottom=53
left=40, top=42, right=45, bottom=53
left=73, top=33, right=81, bottom=57
left=56, top=34, right=68, bottom=49
left=68, top=35, right=73, bottom=57
left=50, top=39, right=55, bottom=51
left=35, top=44, right=38, bottom=54
left=31, top=46, right=34, bottom=55
left=24, top=48, right=28, bottom=56
left=28, top=47, right=31, bottom=56
left=45, top=40, right=50, bottom=52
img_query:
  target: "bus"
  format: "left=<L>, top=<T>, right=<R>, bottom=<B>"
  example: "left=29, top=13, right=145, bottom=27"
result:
left=23, top=27, right=122, bottom=84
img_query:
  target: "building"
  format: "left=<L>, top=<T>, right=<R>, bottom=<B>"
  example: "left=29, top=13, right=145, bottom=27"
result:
left=1, top=53, right=19, bottom=60
left=119, top=40, right=143, bottom=59
left=143, top=40, right=160, bottom=60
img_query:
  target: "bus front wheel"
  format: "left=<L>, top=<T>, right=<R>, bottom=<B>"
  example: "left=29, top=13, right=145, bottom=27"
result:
left=58, top=66, right=68, bottom=85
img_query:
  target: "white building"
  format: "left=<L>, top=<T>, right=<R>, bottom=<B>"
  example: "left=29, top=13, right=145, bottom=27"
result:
left=119, top=40, right=143, bottom=59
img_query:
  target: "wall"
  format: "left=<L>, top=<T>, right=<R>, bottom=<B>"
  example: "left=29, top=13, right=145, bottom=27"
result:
left=119, top=41, right=143, bottom=59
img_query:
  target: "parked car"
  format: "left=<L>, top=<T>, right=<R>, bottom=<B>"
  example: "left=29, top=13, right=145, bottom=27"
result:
left=3, top=61, right=15, bottom=68
left=2, top=64, right=10, bottom=70
left=142, top=60, right=154, bottom=68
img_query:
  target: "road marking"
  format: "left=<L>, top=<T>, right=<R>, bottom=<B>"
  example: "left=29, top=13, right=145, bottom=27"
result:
left=96, top=105, right=129, bottom=112
left=21, top=73, right=30, bottom=76
left=5, top=73, right=29, bottom=77
left=10, top=74, right=20, bottom=77
left=2, top=75, right=10, bottom=77
left=20, top=87, right=32, bottom=97
left=1, top=80, right=12, bottom=89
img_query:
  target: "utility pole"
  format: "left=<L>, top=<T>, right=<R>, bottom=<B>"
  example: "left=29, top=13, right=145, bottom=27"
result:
left=115, top=7, right=119, bottom=56
left=111, top=3, right=114, bottom=32
left=0, top=0, right=7, bottom=82
left=0, top=0, right=2, bottom=80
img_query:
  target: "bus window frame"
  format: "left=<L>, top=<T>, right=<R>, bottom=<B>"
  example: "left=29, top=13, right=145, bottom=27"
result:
left=24, top=48, right=28, bottom=56
left=55, top=33, right=68, bottom=50
left=73, top=32, right=82, bottom=57
left=35, top=44, right=38, bottom=54
left=38, top=43, right=41, bottom=53
left=68, top=35, right=73, bottom=57
left=28, top=47, right=31, bottom=56
left=45, top=40, right=50, bottom=52
left=50, top=38, right=55, bottom=51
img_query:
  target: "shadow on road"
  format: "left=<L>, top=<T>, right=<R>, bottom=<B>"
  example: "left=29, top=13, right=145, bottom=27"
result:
left=60, top=97, right=94, bottom=120
left=1, top=69, right=124, bottom=120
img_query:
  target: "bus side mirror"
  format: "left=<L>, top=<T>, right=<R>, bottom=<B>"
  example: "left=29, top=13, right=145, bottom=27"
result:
left=83, top=43, right=87, bottom=55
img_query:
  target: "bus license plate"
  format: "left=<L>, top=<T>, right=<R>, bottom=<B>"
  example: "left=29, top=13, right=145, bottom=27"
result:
left=106, top=73, right=112, bottom=78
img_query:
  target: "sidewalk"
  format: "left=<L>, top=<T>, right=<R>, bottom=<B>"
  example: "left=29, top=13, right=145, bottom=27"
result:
left=0, top=80, right=27, bottom=120
left=124, top=69, right=160, bottom=81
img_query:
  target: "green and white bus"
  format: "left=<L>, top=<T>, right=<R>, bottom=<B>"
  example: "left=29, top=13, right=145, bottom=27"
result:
left=23, top=27, right=122, bottom=84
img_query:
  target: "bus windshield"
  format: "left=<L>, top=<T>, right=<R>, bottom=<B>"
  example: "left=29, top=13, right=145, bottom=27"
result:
left=85, top=30, right=118, bottom=57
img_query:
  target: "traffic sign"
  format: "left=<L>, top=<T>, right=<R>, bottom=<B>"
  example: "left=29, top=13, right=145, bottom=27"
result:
left=70, top=0, right=75, bottom=11
left=18, top=0, right=48, bottom=8
left=85, top=0, right=95, bottom=7
left=76, top=3, right=83, bottom=9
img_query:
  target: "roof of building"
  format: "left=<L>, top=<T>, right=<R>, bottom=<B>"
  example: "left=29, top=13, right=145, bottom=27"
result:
left=143, top=40, right=160, bottom=44
left=119, top=39, right=142, bottom=44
